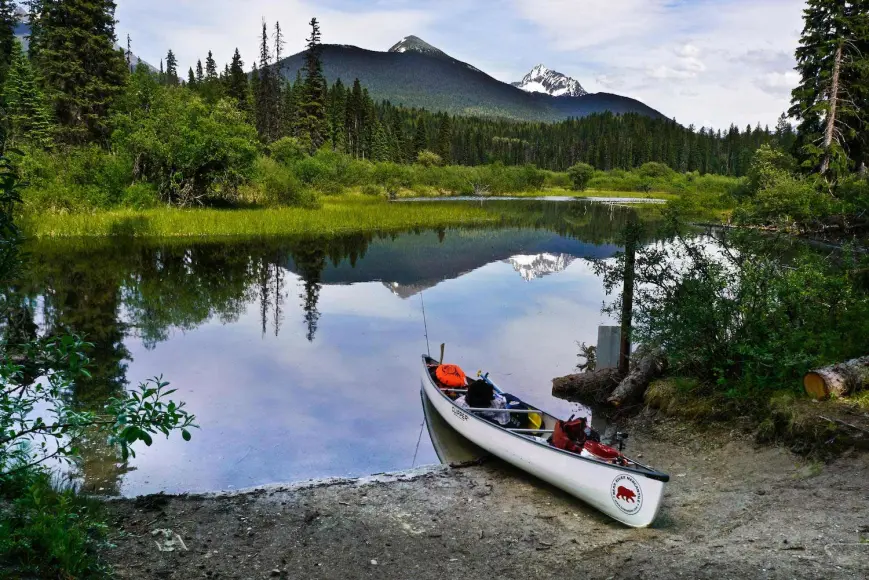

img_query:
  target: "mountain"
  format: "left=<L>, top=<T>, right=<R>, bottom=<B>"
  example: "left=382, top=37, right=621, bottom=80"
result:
left=512, top=64, right=587, bottom=98
left=276, top=37, right=664, bottom=122
left=507, top=253, right=576, bottom=281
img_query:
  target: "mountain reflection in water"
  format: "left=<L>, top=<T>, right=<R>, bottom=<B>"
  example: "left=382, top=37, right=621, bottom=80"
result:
left=9, top=202, right=655, bottom=495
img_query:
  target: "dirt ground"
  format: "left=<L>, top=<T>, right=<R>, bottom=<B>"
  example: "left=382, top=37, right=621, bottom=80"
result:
left=102, top=414, right=869, bottom=580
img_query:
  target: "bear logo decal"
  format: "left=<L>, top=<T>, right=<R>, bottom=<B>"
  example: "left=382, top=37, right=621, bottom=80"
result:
left=611, top=474, right=643, bottom=515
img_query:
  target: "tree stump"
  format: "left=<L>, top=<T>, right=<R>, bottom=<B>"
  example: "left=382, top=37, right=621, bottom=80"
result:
left=803, top=356, right=869, bottom=400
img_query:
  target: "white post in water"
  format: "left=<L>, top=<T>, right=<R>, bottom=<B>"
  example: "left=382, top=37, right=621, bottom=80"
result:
left=597, top=325, right=621, bottom=370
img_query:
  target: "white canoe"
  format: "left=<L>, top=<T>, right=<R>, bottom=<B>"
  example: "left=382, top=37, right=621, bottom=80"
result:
left=420, top=355, right=669, bottom=528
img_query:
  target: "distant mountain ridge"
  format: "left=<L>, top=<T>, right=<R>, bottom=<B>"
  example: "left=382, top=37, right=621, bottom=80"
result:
left=276, top=36, right=664, bottom=122
left=512, top=64, right=587, bottom=98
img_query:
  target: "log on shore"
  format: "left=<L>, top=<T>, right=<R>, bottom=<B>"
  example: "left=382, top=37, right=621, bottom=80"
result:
left=804, top=356, right=869, bottom=400
left=552, top=368, right=623, bottom=404
left=608, top=348, right=667, bottom=407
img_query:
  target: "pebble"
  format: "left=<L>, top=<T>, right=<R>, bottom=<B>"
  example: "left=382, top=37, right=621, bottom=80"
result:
left=370, top=559, right=378, bottom=565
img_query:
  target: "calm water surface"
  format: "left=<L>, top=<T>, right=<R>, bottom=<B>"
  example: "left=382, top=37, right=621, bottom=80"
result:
left=15, top=201, right=656, bottom=496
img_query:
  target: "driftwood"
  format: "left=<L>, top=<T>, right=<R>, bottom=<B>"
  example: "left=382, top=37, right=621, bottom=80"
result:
left=803, top=356, right=869, bottom=400
left=608, top=348, right=667, bottom=407
left=552, top=368, right=622, bottom=404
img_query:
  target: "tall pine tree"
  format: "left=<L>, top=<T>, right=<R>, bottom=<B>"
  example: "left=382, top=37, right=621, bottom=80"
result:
left=0, top=0, right=19, bottom=87
left=165, top=49, right=179, bottom=86
left=226, top=48, right=249, bottom=114
left=789, top=0, right=869, bottom=176
left=28, top=0, right=127, bottom=144
left=298, top=18, right=327, bottom=152
left=3, top=39, right=54, bottom=148
left=254, top=20, right=280, bottom=142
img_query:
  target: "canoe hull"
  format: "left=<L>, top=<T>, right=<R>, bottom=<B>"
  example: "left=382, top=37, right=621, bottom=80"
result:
left=421, top=356, right=665, bottom=528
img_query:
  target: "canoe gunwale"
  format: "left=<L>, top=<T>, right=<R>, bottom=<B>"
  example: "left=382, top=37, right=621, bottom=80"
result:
left=421, top=355, right=670, bottom=484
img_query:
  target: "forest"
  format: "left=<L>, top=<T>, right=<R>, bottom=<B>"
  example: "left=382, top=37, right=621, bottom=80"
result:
left=3, top=1, right=865, bottom=236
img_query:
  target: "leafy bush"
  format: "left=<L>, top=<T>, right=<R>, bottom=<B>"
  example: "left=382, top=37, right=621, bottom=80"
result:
left=254, top=157, right=318, bottom=208
left=416, top=150, right=443, bottom=167
left=597, top=230, right=869, bottom=399
left=113, top=86, right=258, bottom=206
left=269, top=136, right=308, bottom=165
left=568, top=162, right=595, bottom=191
left=361, top=183, right=383, bottom=196
left=637, top=162, right=676, bottom=179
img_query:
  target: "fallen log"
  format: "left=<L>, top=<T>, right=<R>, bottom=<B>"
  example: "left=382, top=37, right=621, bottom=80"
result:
left=803, top=356, right=869, bottom=400
left=608, top=348, right=667, bottom=407
left=552, top=367, right=622, bottom=404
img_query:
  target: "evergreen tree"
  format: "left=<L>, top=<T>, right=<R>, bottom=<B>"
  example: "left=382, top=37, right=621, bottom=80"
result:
left=28, top=0, right=127, bottom=144
left=125, top=33, right=132, bottom=73
left=3, top=39, right=54, bottom=148
left=0, top=0, right=17, bottom=88
left=187, top=67, right=196, bottom=87
left=298, top=18, right=327, bottom=151
left=254, top=20, right=280, bottom=141
left=165, top=49, right=178, bottom=86
left=789, top=0, right=869, bottom=176
left=195, top=59, right=204, bottom=84
left=226, top=48, right=249, bottom=113
left=205, top=50, right=217, bottom=80
left=413, top=118, right=427, bottom=156
left=436, top=114, right=452, bottom=162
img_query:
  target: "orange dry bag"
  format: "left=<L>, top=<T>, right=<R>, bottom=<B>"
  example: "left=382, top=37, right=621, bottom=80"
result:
left=435, top=364, right=467, bottom=388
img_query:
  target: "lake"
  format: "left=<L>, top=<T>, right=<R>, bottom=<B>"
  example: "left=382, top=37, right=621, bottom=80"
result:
left=13, top=201, right=651, bottom=496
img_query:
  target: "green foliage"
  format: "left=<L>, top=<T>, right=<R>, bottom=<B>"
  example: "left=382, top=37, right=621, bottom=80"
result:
left=567, top=162, right=595, bottom=191
left=113, top=86, right=259, bottom=206
left=252, top=156, right=318, bottom=207
left=28, top=0, right=128, bottom=144
left=416, top=149, right=443, bottom=168
left=597, top=230, right=869, bottom=400
left=0, top=468, right=111, bottom=578
left=789, top=0, right=869, bottom=177
left=2, top=39, right=55, bottom=149
left=269, top=136, right=308, bottom=164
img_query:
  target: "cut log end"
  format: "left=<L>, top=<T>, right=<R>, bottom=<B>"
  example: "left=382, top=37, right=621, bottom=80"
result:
left=803, top=372, right=830, bottom=400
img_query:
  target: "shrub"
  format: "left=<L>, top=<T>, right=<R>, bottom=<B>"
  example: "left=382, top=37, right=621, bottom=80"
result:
left=416, top=150, right=443, bottom=167
left=361, top=183, right=383, bottom=196
left=269, top=137, right=308, bottom=165
left=113, top=87, right=258, bottom=206
left=255, top=156, right=318, bottom=208
left=637, top=161, right=676, bottom=179
left=567, top=163, right=595, bottom=191
left=122, top=182, right=160, bottom=209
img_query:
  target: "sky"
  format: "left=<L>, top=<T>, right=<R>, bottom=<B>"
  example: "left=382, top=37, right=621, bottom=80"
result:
left=116, top=0, right=807, bottom=130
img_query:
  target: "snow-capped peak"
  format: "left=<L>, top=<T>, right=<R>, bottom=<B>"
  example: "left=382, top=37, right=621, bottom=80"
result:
left=512, top=64, right=587, bottom=98
left=388, top=35, right=446, bottom=57
left=507, top=253, right=575, bottom=281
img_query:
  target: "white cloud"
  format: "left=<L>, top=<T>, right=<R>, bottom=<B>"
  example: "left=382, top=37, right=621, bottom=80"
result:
left=116, top=0, right=437, bottom=75
left=511, top=0, right=806, bottom=128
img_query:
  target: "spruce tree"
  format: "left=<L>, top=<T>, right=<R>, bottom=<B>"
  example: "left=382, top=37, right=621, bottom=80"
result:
left=3, top=39, right=54, bottom=148
left=187, top=67, right=196, bottom=87
left=413, top=118, right=427, bottom=156
left=165, top=49, right=178, bottom=86
left=125, top=33, right=132, bottom=72
left=299, top=18, right=327, bottom=152
left=0, top=0, right=18, bottom=88
left=195, top=59, right=204, bottom=84
left=205, top=50, right=217, bottom=80
left=28, top=0, right=127, bottom=144
left=789, top=0, right=869, bottom=176
left=436, top=114, right=452, bottom=162
left=255, top=20, right=280, bottom=141
left=226, top=48, right=249, bottom=113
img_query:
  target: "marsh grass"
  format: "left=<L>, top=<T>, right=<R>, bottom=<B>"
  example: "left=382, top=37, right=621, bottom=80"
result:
left=21, top=194, right=502, bottom=238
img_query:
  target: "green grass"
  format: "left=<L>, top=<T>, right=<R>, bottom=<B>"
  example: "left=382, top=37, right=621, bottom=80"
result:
left=21, top=194, right=502, bottom=238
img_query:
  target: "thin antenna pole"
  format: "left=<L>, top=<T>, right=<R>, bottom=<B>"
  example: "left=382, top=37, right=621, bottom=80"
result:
left=420, top=292, right=431, bottom=357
